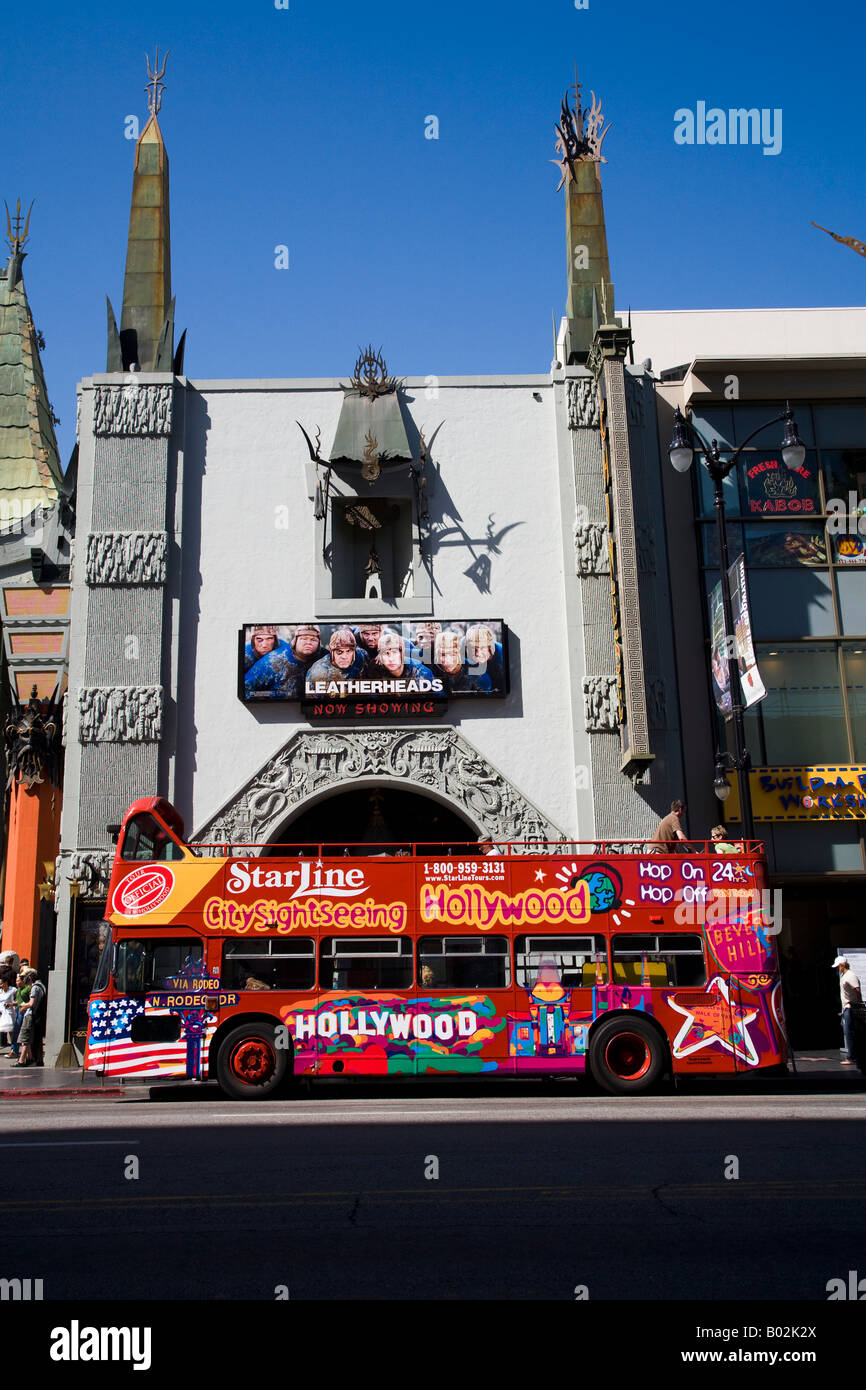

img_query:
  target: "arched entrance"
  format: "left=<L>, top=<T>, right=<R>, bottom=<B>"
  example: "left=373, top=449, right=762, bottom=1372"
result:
left=261, top=784, right=477, bottom=856
left=192, top=728, right=563, bottom=853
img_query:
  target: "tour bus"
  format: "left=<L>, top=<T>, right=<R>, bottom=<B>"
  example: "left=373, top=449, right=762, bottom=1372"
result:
left=84, top=797, right=788, bottom=1098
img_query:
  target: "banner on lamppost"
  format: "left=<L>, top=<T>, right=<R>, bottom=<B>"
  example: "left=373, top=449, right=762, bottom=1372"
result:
left=729, top=554, right=766, bottom=708
left=709, top=553, right=766, bottom=718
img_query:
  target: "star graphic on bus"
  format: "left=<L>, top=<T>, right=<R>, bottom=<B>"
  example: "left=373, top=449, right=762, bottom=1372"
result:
left=668, top=975, right=760, bottom=1067
left=534, top=870, right=546, bottom=882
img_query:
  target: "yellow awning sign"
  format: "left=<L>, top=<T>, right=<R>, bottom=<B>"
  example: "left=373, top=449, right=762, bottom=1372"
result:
left=726, top=765, right=866, bottom=821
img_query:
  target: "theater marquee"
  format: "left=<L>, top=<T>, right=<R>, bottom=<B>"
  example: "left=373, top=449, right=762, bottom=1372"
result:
left=239, top=619, right=508, bottom=712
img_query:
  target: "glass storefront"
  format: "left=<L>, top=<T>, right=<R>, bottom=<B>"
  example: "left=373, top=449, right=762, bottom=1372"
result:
left=699, top=401, right=866, bottom=768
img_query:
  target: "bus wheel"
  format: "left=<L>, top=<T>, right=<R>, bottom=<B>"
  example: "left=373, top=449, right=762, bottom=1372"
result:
left=216, top=1024, right=288, bottom=1101
left=589, top=1017, right=665, bottom=1096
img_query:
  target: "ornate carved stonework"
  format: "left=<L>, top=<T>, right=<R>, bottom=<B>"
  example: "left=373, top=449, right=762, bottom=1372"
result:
left=567, top=377, right=599, bottom=429
left=3, top=689, right=62, bottom=789
left=602, top=357, right=651, bottom=763
left=583, top=674, right=619, bottom=733
left=70, top=850, right=112, bottom=900
left=78, top=686, right=163, bottom=743
left=93, top=383, right=172, bottom=436
left=574, top=519, right=609, bottom=576
left=636, top=523, right=656, bottom=574
left=625, top=373, right=646, bottom=427
left=193, top=729, right=563, bottom=852
left=85, top=531, right=168, bottom=585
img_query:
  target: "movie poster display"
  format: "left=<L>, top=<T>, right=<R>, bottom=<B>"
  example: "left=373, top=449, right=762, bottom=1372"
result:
left=239, top=620, right=508, bottom=703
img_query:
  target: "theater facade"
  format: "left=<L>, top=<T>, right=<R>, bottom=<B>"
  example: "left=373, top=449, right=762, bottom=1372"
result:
left=46, top=75, right=685, bottom=1060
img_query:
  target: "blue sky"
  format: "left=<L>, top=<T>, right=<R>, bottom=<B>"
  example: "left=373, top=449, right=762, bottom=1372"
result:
left=3, top=0, right=863, bottom=465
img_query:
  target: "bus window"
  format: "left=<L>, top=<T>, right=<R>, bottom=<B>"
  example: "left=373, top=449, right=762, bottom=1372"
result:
left=515, top=934, right=608, bottom=988
left=114, top=939, right=204, bottom=994
left=612, top=934, right=706, bottom=987
left=120, top=813, right=186, bottom=863
left=222, top=940, right=315, bottom=991
left=320, top=937, right=412, bottom=991
left=418, top=936, right=511, bottom=989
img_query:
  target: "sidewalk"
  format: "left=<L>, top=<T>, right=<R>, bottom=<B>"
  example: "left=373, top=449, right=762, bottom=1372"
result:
left=0, top=1051, right=149, bottom=1097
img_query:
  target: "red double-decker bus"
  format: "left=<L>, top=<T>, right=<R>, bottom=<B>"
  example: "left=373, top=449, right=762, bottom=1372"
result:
left=84, top=797, right=788, bottom=1098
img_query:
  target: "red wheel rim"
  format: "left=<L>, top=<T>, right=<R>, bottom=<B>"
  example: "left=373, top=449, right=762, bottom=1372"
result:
left=229, top=1038, right=275, bottom=1086
left=604, top=1032, right=652, bottom=1080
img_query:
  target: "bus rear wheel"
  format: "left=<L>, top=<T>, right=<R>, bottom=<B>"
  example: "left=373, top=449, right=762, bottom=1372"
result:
left=589, top=1017, right=665, bottom=1096
left=216, top=1024, right=289, bottom=1101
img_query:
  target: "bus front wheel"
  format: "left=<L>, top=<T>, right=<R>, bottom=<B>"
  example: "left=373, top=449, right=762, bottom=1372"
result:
left=216, top=1023, right=289, bottom=1101
left=589, top=1017, right=665, bottom=1096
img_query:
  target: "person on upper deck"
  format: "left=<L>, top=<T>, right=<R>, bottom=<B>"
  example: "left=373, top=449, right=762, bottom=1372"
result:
left=647, top=800, right=688, bottom=854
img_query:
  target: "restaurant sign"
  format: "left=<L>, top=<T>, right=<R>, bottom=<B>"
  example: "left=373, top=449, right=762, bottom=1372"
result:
left=726, top=765, right=866, bottom=821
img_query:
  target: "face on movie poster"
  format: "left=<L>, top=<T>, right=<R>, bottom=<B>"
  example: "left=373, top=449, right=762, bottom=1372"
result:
left=239, top=620, right=508, bottom=703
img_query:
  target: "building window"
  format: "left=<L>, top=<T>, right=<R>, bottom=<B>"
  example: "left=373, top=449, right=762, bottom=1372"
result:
left=756, top=645, right=848, bottom=764
left=697, top=400, right=866, bottom=771
left=843, top=645, right=866, bottom=760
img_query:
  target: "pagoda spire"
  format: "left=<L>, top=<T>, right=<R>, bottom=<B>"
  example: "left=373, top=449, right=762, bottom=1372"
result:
left=107, top=48, right=180, bottom=373
left=0, top=202, right=64, bottom=514
left=553, top=66, right=618, bottom=364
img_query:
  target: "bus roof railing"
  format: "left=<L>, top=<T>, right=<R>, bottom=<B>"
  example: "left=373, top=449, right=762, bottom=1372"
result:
left=185, top=838, right=765, bottom=858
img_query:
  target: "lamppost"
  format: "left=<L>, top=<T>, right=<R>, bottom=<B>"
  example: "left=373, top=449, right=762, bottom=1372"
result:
left=667, top=402, right=807, bottom=844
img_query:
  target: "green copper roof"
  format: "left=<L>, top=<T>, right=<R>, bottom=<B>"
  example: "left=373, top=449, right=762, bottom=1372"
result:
left=330, top=390, right=412, bottom=466
left=0, top=251, right=63, bottom=516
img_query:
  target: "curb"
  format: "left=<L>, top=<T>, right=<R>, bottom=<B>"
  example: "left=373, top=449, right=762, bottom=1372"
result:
left=0, top=1086, right=133, bottom=1099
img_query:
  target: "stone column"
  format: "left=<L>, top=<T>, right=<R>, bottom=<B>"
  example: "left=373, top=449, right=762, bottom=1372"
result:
left=48, top=375, right=175, bottom=1065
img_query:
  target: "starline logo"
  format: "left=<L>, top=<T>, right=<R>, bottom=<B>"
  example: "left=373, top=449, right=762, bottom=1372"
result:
left=225, top=859, right=367, bottom=899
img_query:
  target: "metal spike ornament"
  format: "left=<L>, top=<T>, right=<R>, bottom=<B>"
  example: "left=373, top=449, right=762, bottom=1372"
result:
left=552, top=66, right=610, bottom=189
left=348, top=346, right=399, bottom=400
left=4, top=198, right=33, bottom=255
left=145, top=46, right=170, bottom=117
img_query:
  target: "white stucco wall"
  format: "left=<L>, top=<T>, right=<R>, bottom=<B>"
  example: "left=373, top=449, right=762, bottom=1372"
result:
left=627, top=307, right=866, bottom=373
left=178, top=375, right=578, bottom=837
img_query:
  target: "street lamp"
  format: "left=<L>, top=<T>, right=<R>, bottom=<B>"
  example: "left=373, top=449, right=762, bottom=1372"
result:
left=667, top=402, right=807, bottom=846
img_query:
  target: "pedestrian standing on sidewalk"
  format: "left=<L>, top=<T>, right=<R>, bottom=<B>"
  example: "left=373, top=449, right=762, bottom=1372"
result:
left=833, top=955, right=862, bottom=1066
left=15, top=968, right=46, bottom=1068
left=4, top=968, right=30, bottom=1058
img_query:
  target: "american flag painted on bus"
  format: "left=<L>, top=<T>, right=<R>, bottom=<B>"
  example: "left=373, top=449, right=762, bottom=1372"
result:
left=85, top=997, right=216, bottom=1078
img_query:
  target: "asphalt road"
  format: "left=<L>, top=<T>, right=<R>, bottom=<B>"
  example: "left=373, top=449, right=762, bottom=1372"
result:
left=1, top=1080, right=864, bottom=1302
